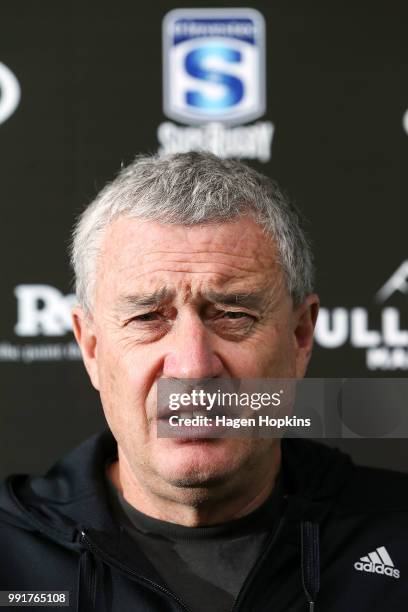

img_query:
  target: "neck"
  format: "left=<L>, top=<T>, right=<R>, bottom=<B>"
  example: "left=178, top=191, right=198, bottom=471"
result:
left=107, top=443, right=281, bottom=527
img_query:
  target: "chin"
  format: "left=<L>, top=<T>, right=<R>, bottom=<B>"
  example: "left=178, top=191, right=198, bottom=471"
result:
left=155, top=439, right=241, bottom=488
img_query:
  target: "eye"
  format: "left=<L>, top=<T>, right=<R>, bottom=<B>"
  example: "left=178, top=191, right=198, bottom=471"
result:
left=131, top=312, right=162, bottom=322
left=211, top=309, right=257, bottom=341
left=222, top=311, right=251, bottom=319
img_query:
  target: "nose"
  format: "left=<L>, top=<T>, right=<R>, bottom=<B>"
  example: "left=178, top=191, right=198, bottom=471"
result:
left=162, top=310, right=224, bottom=379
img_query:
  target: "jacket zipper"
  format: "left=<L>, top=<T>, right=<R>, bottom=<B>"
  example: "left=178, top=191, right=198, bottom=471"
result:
left=80, top=530, right=191, bottom=612
left=231, top=512, right=287, bottom=611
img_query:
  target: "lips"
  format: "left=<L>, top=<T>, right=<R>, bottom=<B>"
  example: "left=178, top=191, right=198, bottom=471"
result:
left=157, top=403, right=210, bottom=419
left=157, top=404, right=234, bottom=420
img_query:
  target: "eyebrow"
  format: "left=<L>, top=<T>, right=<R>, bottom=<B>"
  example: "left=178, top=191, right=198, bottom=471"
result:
left=117, top=289, right=175, bottom=311
left=203, top=290, right=266, bottom=310
left=117, top=288, right=267, bottom=313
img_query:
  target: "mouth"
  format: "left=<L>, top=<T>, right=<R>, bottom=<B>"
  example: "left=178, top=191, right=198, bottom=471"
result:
left=157, top=405, right=211, bottom=419
left=156, top=399, right=253, bottom=440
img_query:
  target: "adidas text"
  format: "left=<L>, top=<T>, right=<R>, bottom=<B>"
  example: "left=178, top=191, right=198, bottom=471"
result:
left=354, top=561, right=400, bottom=579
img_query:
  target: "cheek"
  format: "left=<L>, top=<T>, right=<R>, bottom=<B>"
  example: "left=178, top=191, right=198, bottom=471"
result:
left=96, top=338, right=156, bottom=429
left=232, top=325, right=295, bottom=377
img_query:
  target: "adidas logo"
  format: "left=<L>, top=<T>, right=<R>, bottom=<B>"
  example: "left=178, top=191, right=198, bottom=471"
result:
left=354, top=546, right=400, bottom=579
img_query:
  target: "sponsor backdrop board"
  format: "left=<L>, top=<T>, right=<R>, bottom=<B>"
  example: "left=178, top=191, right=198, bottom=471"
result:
left=1, top=1, right=407, bottom=477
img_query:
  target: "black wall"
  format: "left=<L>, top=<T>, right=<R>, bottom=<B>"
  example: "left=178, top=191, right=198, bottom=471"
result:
left=1, top=0, right=407, bottom=477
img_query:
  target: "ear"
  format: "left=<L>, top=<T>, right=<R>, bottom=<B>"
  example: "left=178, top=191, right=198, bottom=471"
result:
left=72, top=305, right=100, bottom=390
left=293, top=294, right=320, bottom=377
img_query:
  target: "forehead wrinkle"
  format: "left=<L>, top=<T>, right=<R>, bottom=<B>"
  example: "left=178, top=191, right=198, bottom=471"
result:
left=115, top=259, right=264, bottom=278
left=132, top=248, right=265, bottom=261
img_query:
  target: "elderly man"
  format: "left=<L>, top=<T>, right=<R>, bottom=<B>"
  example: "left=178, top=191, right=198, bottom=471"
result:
left=1, top=152, right=407, bottom=612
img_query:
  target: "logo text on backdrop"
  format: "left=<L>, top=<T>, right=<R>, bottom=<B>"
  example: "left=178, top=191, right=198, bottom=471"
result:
left=315, top=261, right=408, bottom=371
left=0, top=62, right=20, bottom=125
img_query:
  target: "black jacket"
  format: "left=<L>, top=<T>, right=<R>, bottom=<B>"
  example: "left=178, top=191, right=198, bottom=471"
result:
left=1, top=430, right=408, bottom=611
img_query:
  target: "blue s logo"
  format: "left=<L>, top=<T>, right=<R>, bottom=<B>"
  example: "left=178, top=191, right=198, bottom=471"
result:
left=163, top=9, right=265, bottom=125
left=185, top=46, right=243, bottom=111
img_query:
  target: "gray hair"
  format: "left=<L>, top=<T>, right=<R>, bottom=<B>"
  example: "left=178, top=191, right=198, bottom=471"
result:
left=70, top=152, right=314, bottom=314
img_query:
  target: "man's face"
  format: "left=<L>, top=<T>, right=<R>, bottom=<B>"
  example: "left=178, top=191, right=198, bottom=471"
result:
left=73, top=215, right=318, bottom=498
